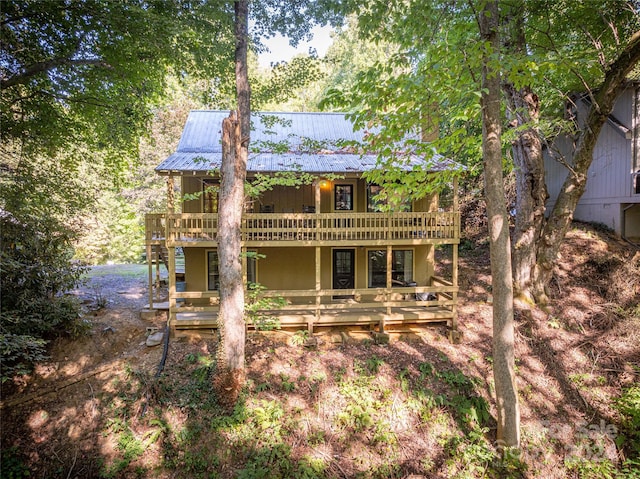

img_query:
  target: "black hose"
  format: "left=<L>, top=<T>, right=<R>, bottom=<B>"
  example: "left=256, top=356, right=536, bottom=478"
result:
left=155, top=324, right=170, bottom=378
left=142, top=319, right=171, bottom=417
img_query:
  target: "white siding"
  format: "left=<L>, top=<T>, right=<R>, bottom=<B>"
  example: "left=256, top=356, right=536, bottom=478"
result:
left=544, top=86, right=639, bottom=237
left=583, top=120, right=631, bottom=200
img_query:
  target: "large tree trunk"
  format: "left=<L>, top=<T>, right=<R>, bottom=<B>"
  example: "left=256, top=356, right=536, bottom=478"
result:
left=501, top=7, right=547, bottom=303
left=214, top=0, right=250, bottom=409
left=478, top=0, right=520, bottom=450
left=216, top=112, right=246, bottom=407
left=532, top=30, right=640, bottom=304
left=503, top=83, right=547, bottom=302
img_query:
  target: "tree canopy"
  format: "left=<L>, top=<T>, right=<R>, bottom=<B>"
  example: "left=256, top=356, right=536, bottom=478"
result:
left=1, top=0, right=236, bottom=170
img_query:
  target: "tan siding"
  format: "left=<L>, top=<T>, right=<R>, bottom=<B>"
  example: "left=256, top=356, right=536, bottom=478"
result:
left=182, top=176, right=204, bottom=213
left=184, top=247, right=207, bottom=291
left=413, top=193, right=438, bottom=212
left=321, top=247, right=332, bottom=287
left=416, top=245, right=434, bottom=284
left=320, top=186, right=332, bottom=213
left=354, top=247, right=366, bottom=288
left=257, top=247, right=316, bottom=290
left=357, top=180, right=366, bottom=212
left=257, top=184, right=315, bottom=213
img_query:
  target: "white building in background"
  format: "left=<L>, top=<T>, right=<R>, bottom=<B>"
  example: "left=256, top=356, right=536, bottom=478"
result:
left=545, top=81, right=640, bottom=241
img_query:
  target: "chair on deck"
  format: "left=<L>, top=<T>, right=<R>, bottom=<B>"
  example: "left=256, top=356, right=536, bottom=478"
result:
left=260, top=204, right=274, bottom=213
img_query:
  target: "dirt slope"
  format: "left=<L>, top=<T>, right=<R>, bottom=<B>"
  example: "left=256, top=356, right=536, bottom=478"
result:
left=1, top=223, right=638, bottom=478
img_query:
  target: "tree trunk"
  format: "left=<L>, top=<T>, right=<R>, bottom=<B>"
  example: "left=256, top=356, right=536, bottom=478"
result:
left=214, top=0, right=251, bottom=409
left=532, top=29, right=640, bottom=304
left=235, top=0, right=250, bottom=141
left=503, top=82, right=546, bottom=303
left=500, top=6, right=547, bottom=303
left=478, top=0, right=520, bottom=450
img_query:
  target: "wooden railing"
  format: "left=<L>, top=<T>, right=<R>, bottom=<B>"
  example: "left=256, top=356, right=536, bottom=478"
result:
left=145, top=213, right=166, bottom=242
left=169, top=283, right=458, bottom=319
left=145, top=211, right=459, bottom=245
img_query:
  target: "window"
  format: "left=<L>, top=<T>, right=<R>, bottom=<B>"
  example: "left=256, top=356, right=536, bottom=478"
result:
left=367, top=184, right=384, bottom=212
left=207, top=250, right=257, bottom=291
left=203, top=180, right=218, bottom=213
left=366, top=183, right=412, bottom=212
left=367, top=250, right=414, bottom=288
left=246, top=253, right=257, bottom=285
left=207, top=251, right=219, bottom=290
left=334, top=184, right=353, bottom=210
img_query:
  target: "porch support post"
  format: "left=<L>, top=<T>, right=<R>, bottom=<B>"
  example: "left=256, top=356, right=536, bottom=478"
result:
left=314, top=181, right=322, bottom=242
left=451, top=175, right=460, bottom=341
left=166, top=176, right=176, bottom=322
left=155, top=247, right=161, bottom=300
left=242, top=246, right=248, bottom=332
left=147, top=243, right=153, bottom=310
left=312, top=246, right=321, bottom=334
left=452, top=176, right=460, bottom=287
left=452, top=244, right=459, bottom=288
left=453, top=176, right=459, bottom=213
left=168, top=246, right=176, bottom=330
left=383, top=245, right=392, bottom=332
left=167, top=175, right=175, bottom=213
left=241, top=247, right=247, bottom=285
left=314, top=180, right=321, bottom=212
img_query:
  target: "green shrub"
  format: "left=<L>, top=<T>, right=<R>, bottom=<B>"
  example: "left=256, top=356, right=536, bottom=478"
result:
left=0, top=334, right=48, bottom=380
left=0, top=446, right=31, bottom=478
left=616, top=386, right=640, bottom=458
left=0, top=211, right=87, bottom=382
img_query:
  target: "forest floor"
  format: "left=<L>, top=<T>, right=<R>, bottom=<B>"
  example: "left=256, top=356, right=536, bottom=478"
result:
left=1, top=222, right=639, bottom=479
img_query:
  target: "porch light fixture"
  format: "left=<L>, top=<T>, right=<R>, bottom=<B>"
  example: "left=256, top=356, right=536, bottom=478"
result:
left=319, top=179, right=330, bottom=189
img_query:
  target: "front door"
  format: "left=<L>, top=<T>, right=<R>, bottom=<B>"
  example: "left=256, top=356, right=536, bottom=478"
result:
left=333, top=249, right=355, bottom=299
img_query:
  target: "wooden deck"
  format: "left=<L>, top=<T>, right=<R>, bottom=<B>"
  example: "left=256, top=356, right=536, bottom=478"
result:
left=144, top=211, right=461, bottom=338
left=145, top=211, right=460, bottom=247
left=172, top=306, right=455, bottom=331
left=166, top=279, right=458, bottom=333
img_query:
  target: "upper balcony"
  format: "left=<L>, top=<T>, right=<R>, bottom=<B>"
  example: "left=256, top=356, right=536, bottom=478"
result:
left=145, top=211, right=460, bottom=247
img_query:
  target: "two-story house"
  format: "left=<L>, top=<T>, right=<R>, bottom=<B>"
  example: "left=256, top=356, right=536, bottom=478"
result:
left=145, top=111, right=462, bottom=339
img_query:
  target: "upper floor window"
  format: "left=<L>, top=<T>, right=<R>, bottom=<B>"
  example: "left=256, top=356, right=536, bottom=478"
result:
left=203, top=180, right=218, bottom=213
left=367, top=183, right=412, bottom=212
left=334, top=184, right=353, bottom=210
left=367, top=184, right=385, bottom=212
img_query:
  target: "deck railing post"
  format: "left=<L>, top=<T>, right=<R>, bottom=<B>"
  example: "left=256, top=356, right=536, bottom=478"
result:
left=155, top=245, right=161, bottom=299
left=168, top=246, right=176, bottom=328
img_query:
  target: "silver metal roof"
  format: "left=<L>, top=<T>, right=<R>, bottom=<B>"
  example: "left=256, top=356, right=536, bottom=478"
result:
left=156, top=110, right=455, bottom=174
